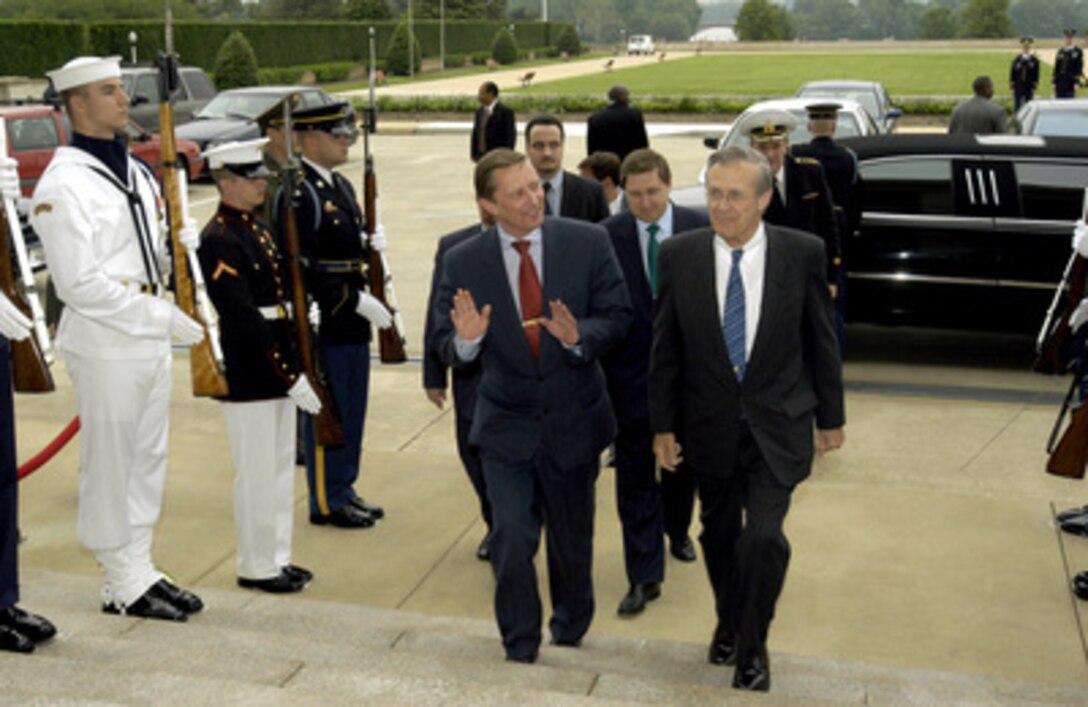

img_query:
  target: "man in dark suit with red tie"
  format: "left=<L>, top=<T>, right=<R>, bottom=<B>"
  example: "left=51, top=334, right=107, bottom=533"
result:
left=432, top=149, right=631, bottom=663
left=470, top=81, right=516, bottom=163
left=650, top=146, right=844, bottom=692
left=526, top=114, right=610, bottom=223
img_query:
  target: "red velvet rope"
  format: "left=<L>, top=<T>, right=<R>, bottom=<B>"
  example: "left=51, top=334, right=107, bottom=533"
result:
left=17, top=416, right=80, bottom=480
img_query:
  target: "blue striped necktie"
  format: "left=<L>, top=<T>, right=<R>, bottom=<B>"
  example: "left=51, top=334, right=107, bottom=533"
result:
left=722, top=248, right=746, bottom=382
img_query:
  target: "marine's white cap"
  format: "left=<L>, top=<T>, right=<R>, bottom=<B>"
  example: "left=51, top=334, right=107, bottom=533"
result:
left=47, top=56, right=122, bottom=93
left=204, top=138, right=272, bottom=177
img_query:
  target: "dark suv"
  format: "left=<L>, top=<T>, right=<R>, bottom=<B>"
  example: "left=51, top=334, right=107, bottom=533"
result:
left=121, top=65, right=216, bottom=131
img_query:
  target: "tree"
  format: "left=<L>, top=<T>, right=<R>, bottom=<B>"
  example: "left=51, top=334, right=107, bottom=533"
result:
left=491, top=27, right=518, bottom=65
left=735, top=0, right=793, bottom=41
left=649, top=14, right=691, bottom=41
left=854, top=0, right=924, bottom=40
left=0, top=0, right=199, bottom=19
left=409, top=0, right=507, bottom=19
left=1010, top=0, right=1088, bottom=39
left=555, top=25, right=583, bottom=55
left=257, top=0, right=343, bottom=20
left=384, top=21, right=422, bottom=76
left=213, top=30, right=258, bottom=89
left=919, top=4, right=958, bottom=39
left=792, top=0, right=859, bottom=40
left=346, top=0, right=393, bottom=20
left=959, top=0, right=1015, bottom=38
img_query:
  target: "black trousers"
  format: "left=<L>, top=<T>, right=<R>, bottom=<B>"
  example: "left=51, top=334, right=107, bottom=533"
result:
left=453, top=408, right=490, bottom=531
left=662, top=457, right=696, bottom=544
left=1, top=337, right=18, bottom=609
left=613, top=418, right=664, bottom=585
left=482, top=451, right=597, bottom=660
left=695, top=423, right=795, bottom=661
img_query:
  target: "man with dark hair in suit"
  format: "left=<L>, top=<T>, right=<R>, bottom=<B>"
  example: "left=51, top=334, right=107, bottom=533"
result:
left=578, top=151, right=624, bottom=216
left=423, top=207, right=496, bottom=561
left=600, top=148, right=707, bottom=618
left=433, top=148, right=631, bottom=663
left=650, top=146, right=844, bottom=692
left=471, top=81, right=516, bottom=163
left=586, top=85, right=649, bottom=162
left=525, top=114, right=610, bottom=223
left=948, top=76, right=1007, bottom=135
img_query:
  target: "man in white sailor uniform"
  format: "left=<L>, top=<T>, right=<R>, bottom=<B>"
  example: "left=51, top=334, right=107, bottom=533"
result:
left=197, top=139, right=320, bottom=593
left=30, top=55, right=206, bottom=621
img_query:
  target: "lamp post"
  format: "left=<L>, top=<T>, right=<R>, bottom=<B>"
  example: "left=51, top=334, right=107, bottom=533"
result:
left=128, top=31, right=138, bottom=65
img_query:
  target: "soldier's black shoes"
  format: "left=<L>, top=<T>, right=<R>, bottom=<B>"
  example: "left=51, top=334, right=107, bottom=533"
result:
left=0, top=625, right=35, bottom=653
left=708, top=629, right=738, bottom=666
left=349, top=497, right=384, bottom=520
left=0, top=605, right=57, bottom=644
left=149, top=579, right=204, bottom=615
left=617, top=582, right=661, bottom=616
left=310, top=504, right=375, bottom=528
left=1057, top=505, right=1088, bottom=523
left=1073, top=570, right=1088, bottom=600
left=283, top=564, right=314, bottom=585
left=102, top=591, right=187, bottom=622
left=1060, top=513, right=1088, bottom=536
left=237, top=570, right=306, bottom=594
left=670, top=536, right=697, bottom=562
left=732, top=647, right=771, bottom=692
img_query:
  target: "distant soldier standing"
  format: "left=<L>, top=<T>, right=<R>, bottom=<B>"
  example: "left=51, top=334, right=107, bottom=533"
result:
left=1009, top=37, right=1040, bottom=111
left=1053, top=29, right=1083, bottom=99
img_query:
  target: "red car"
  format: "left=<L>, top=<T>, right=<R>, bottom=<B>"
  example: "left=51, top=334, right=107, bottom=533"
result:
left=0, top=103, right=204, bottom=197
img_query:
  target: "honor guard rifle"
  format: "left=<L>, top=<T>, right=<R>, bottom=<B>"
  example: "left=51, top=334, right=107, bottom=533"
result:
left=0, top=119, right=53, bottom=392
left=157, top=14, right=228, bottom=397
left=362, top=26, right=408, bottom=364
left=279, top=97, right=344, bottom=447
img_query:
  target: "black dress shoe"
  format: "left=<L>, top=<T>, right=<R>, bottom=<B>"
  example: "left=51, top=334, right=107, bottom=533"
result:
left=476, top=536, right=491, bottom=561
left=549, top=636, right=582, bottom=648
left=349, top=497, right=384, bottom=519
left=732, top=648, right=771, bottom=692
left=0, top=606, right=57, bottom=643
left=102, top=591, right=187, bottom=622
left=0, top=625, right=34, bottom=653
left=617, top=582, right=661, bottom=616
left=708, top=629, right=737, bottom=666
left=1057, top=505, right=1088, bottom=523
left=506, top=649, right=538, bottom=664
left=237, top=570, right=306, bottom=594
left=1060, top=514, right=1088, bottom=536
left=283, top=564, right=313, bottom=584
left=1073, top=571, right=1088, bottom=599
left=310, top=504, right=375, bottom=528
left=149, top=579, right=203, bottom=615
left=670, top=537, right=697, bottom=562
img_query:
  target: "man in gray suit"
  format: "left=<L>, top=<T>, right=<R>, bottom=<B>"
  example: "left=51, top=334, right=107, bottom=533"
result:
left=433, top=149, right=631, bottom=663
left=649, top=146, right=845, bottom=692
left=948, top=76, right=1007, bottom=135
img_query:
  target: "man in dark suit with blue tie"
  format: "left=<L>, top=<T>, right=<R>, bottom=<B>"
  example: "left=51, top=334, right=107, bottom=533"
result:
left=433, top=149, right=631, bottom=663
left=526, top=114, right=610, bottom=223
left=600, top=149, right=707, bottom=617
left=650, top=146, right=844, bottom=692
left=423, top=208, right=495, bottom=561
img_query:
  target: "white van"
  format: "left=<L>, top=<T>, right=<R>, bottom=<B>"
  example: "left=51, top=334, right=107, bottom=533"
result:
left=626, top=35, right=654, bottom=55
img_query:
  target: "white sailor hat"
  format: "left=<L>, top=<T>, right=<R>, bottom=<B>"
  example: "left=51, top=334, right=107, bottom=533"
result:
left=47, top=56, right=122, bottom=93
left=736, top=108, right=798, bottom=143
left=204, top=138, right=273, bottom=178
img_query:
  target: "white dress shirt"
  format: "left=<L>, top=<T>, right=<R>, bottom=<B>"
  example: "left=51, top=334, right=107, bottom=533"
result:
left=542, top=171, right=564, bottom=215
left=714, top=223, right=767, bottom=361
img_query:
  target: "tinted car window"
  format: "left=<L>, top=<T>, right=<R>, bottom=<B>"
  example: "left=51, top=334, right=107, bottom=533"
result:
left=724, top=110, right=862, bottom=147
left=860, top=158, right=954, bottom=215
left=134, top=74, right=159, bottom=103
left=1032, top=112, right=1088, bottom=137
left=10, top=116, right=59, bottom=150
left=800, top=88, right=879, bottom=119
left=181, top=69, right=216, bottom=99
left=1015, top=161, right=1088, bottom=220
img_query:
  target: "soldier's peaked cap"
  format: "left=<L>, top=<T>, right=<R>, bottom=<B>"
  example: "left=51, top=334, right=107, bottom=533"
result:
left=1064, top=28, right=1077, bottom=37
left=737, top=108, right=797, bottom=142
left=805, top=102, right=842, bottom=120
left=254, top=94, right=301, bottom=133
left=204, top=138, right=273, bottom=179
left=291, top=102, right=355, bottom=134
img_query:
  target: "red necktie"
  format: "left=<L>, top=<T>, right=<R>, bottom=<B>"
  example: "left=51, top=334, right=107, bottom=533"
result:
left=513, top=240, right=542, bottom=358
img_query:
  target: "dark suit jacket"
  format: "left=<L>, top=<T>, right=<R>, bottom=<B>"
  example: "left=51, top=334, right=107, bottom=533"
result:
left=470, top=101, right=516, bottom=162
left=560, top=171, right=610, bottom=223
left=433, top=217, right=632, bottom=470
left=947, top=96, right=1007, bottom=135
left=423, top=223, right=483, bottom=420
left=601, top=204, right=708, bottom=425
left=586, top=103, right=649, bottom=161
left=649, top=225, right=844, bottom=486
left=763, top=155, right=841, bottom=282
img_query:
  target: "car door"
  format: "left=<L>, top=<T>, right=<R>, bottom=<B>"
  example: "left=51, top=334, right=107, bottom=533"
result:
left=850, top=155, right=1001, bottom=326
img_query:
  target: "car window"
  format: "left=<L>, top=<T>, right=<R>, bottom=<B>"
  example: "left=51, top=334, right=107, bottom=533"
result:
left=860, top=158, right=954, bottom=215
left=1031, top=112, right=1088, bottom=137
left=181, top=69, right=216, bottom=100
left=799, top=87, right=880, bottom=119
left=9, top=115, right=59, bottom=151
left=298, top=90, right=332, bottom=108
left=724, top=109, right=863, bottom=148
left=134, top=74, right=159, bottom=104
left=1015, top=161, right=1088, bottom=220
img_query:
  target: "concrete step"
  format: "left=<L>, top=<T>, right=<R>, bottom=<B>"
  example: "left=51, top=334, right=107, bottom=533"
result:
left=5, top=569, right=1086, bottom=705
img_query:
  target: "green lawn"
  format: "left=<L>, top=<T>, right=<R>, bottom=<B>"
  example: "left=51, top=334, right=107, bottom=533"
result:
left=512, top=52, right=1043, bottom=99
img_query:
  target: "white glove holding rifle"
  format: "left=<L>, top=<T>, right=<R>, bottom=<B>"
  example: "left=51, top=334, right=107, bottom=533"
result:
left=169, top=306, right=205, bottom=345
left=355, top=291, right=392, bottom=329
left=288, top=374, right=322, bottom=414
left=365, top=224, right=387, bottom=252
left=0, top=292, right=31, bottom=341
left=178, top=217, right=201, bottom=252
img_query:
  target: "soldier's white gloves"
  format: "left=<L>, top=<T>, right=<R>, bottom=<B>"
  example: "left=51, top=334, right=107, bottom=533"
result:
left=0, top=292, right=32, bottom=341
left=288, top=374, right=322, bottom=414
left=355, top=291, right=392, bottom=329
left=1073, top=221, right=1088, bottom=258
left=366, top=224, right=387, bottom=252
left=0, top=157, right=20, bottom=202
left=169, top=306, right=205, bottom=345
left=178, top=217, right=201, bottom=252
left=1071, top=298, right=1088, bottom=333
left=308, top=301, right=321, bottom=330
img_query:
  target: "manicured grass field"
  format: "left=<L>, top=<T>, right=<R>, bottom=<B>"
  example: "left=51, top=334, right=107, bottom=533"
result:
left=514, top=52, right=1039, bottom=99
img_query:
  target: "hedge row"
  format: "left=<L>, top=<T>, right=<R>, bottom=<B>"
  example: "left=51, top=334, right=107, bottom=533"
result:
left=0, top=20, right=573, bottom=78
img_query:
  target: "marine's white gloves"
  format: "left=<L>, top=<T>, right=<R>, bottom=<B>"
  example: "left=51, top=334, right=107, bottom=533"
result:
left=0, top=157, right=20, bottom=202
left=1073, top=220, right=1088, bottom=258
left=308, top=301, right=321, bottom=329
left=178, top=217, right=201, bottom=252
left=0, top=292, right=31, bottom=341
left=170, top=306, right=205, bottom=345
left=288, top=374, right=322, bottom=414
left=355, top=291, right=392, bottom=329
